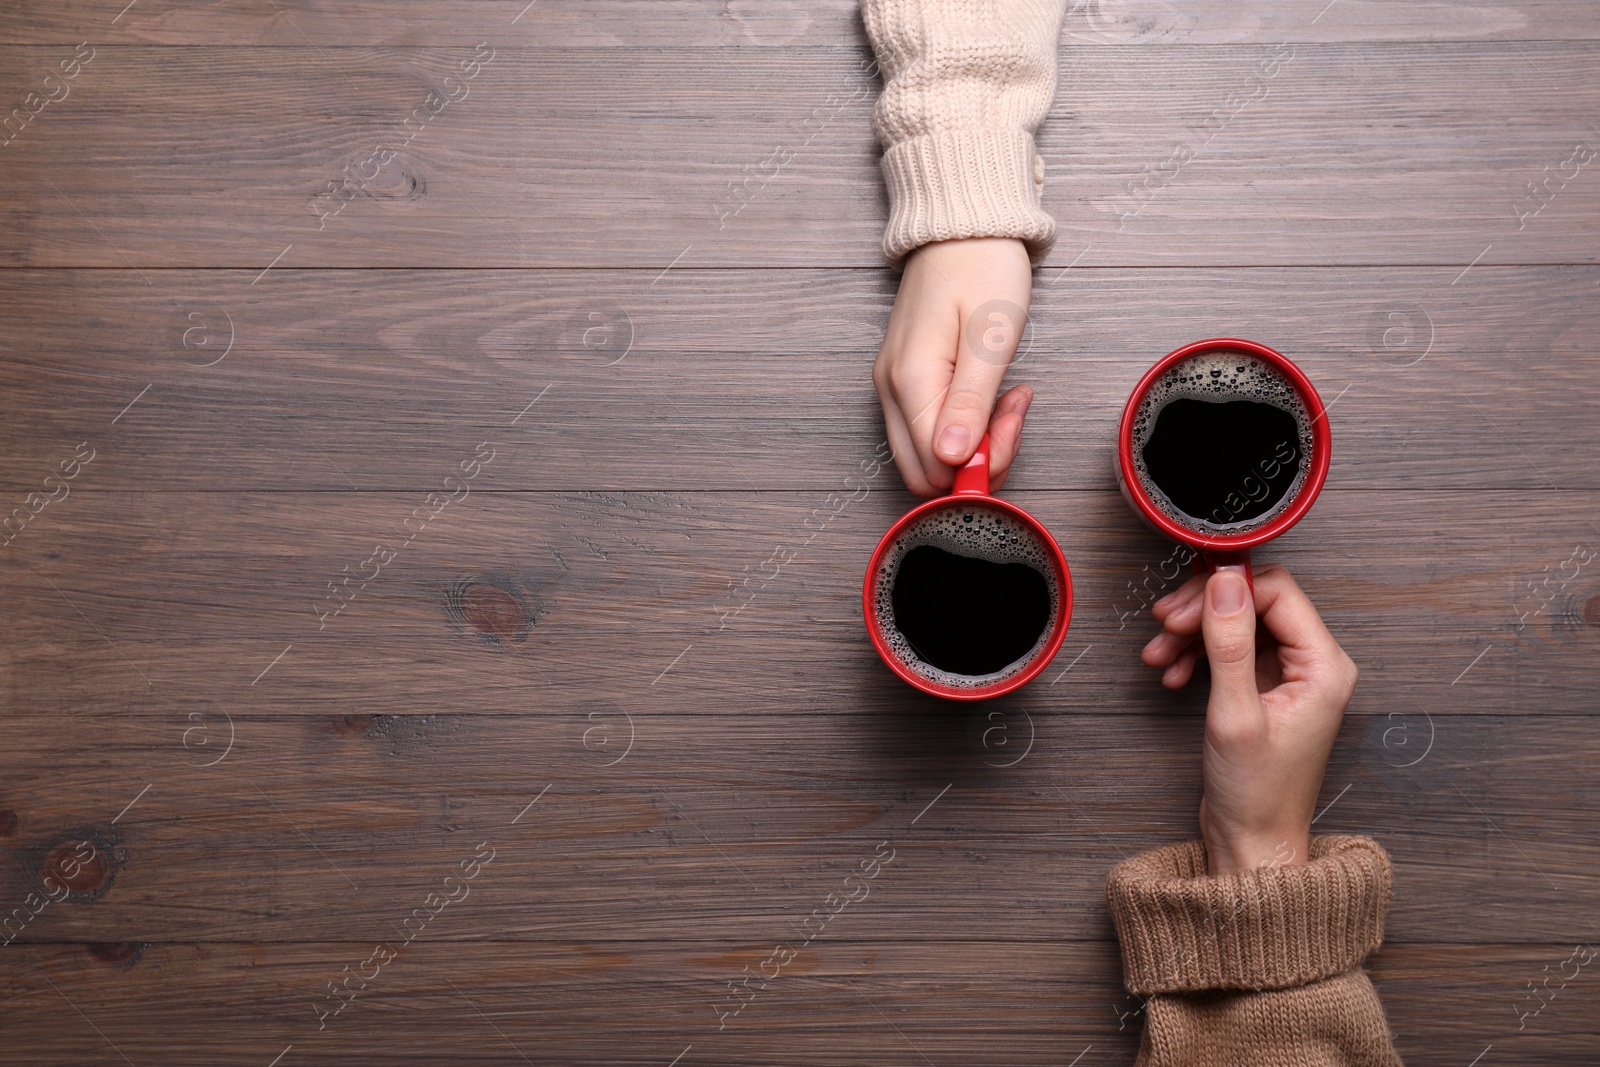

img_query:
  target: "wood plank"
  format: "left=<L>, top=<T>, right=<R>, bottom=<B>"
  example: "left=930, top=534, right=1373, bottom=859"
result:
left=0, top=268, right=1595, bottom=492
left=0, top=710, right=1594, bottom=943
left=1, top=0, right=1594, bottom=1061
left=8, top=0, right=1600, bottom=46
left=1, top=45, right=1597, bottom=267
left=0, top=942, right=1592, bottom=1065
left=1, top=489, right=1595, bottom=714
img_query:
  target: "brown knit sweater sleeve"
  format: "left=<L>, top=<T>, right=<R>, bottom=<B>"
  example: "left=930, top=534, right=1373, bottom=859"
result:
left=860, top=0, right=1068, bottom=264
left=1105, top=835, right=1405, bottom=1066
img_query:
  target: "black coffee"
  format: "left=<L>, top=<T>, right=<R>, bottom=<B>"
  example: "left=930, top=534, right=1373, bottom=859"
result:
left=871, top=504, right=1060, bottom=689
left=1143, top=398, right=1299, bottom=525
left=1129, top=351, right=1311, bottom=534
left=890, top=545, right=1051, bottom=676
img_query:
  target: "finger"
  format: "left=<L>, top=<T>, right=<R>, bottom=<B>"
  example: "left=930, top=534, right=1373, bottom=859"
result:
left=1140, top=627, right=1196, bottom=668
left=1250, top=564, right=1358, bottom=694
left=899, top=369, right=957, bottom=494
left=1152, top=587, right=1206, bottom=639
left=985, top=384, right=1034, bottom=494
left=878, top=391, right=938, bottom=498
left=1199, top=569, right=1263, bottom=718
left=1152, top=573, right=1206, bottom=623
left=1162, top=644, right=1203, bottom=689
left=930, top=303, right=1022, bottom=467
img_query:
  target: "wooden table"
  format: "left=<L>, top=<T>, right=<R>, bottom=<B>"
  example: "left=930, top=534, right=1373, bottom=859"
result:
left=2, top=1, right=1597, bottom=1063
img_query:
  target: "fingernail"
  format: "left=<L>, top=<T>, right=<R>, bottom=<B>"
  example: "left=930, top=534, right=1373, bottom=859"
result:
left=1208, top=571, right=1249, bottom=615
left=936, top=424, right=971, bottom=459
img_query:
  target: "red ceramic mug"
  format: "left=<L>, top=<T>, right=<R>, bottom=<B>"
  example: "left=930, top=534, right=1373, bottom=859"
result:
left=864, top=433, right=1073, bottom=701
left=1115, top=337, right=1331, bottom=589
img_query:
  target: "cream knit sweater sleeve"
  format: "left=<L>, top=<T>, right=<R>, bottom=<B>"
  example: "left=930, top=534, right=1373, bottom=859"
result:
left=1106, top=835, right=1406, bottom=1066
left=860, top=0, right=1068, bottom=264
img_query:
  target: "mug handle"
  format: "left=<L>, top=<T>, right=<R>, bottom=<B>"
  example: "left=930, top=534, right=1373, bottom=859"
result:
left=1194, top=548, right=1255, bottom=594
left=951, top=433, right=991, bottom=496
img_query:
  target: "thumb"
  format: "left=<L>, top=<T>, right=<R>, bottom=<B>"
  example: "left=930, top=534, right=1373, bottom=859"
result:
left=931, top=371, right=1005, bottom=467
left=1201, top=570, right=1261, bottom=714
left=931, top=305, right=1016, bottom=466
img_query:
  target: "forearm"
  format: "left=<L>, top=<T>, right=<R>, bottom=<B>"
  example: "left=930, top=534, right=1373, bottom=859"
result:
left=861, top=0, right=1069, bottom=263
left=1106, top=835, right=1405, bottom=1067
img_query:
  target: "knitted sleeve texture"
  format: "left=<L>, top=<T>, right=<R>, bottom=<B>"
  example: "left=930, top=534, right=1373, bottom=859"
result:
left=1106, top=834, right=1406, bottom=1067
left=861, top=0, right=1068, bottom=264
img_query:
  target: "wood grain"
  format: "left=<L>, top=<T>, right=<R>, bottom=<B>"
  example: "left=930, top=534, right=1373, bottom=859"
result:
left=2, top=489, right=1596, bottom=716
left=8, top=0, right=1600, bottom=46
left=3, top=2, right=1598, bottom=1063
left=0, top=942, right=1592, bottom=1065
left=0, top=710, right=1595, bottom=944
left=0, top=45, right=1597, bottom=267
left=0, top=268, right=1595, bottom=491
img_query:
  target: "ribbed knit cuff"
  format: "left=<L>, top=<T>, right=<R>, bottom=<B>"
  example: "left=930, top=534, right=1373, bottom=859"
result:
left=1106, top=835, right=1393, bottom=996
left=879, top=127, right=1057, bottom=265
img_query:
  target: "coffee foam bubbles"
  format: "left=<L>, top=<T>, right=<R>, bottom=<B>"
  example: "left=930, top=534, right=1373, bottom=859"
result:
left=1129, top=350, right=1313, bottom=535
left=872, top=504, right=1060, bottom=689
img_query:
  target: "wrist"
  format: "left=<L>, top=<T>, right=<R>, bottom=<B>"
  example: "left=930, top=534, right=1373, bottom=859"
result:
left=1202, top=830, right=1311, bottom=876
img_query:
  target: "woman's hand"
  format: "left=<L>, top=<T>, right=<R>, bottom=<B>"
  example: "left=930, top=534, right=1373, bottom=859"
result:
left=1140, top=564, right=1359, bottom=876
left=873, top=237, right=1035, bottom=497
